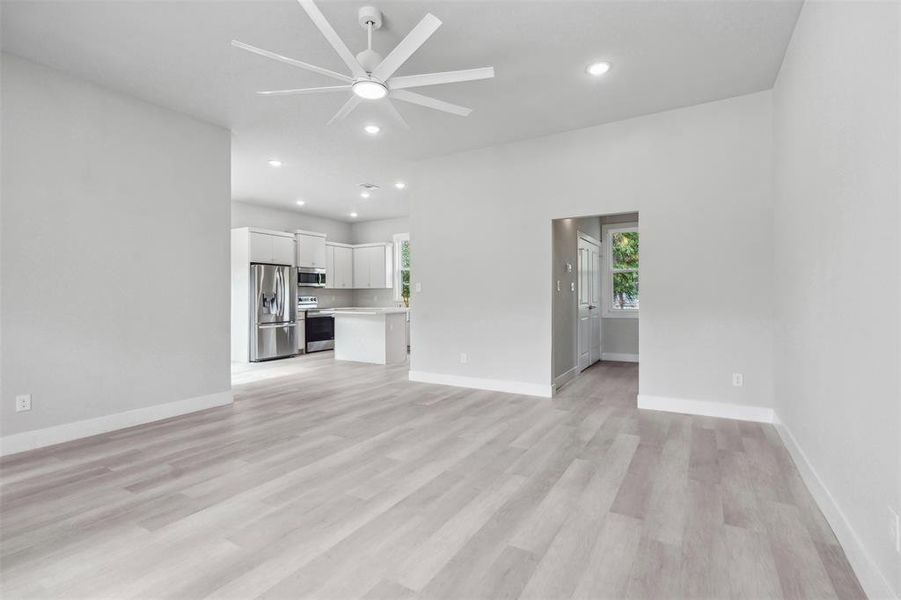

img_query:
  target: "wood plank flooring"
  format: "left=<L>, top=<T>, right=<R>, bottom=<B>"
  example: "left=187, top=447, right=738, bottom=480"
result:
left=0, top=354, right=864, bottom=599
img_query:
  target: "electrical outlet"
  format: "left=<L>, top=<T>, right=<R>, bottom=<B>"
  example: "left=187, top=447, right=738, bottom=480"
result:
left=15, top=394, right=32, bottom=412
left=414, top=282, right=422, bottom=293
left=460, top=353, right=468, bottom=364
left=732, top=373, right=743, bottom=387
left=890, top=506, right=900, bottom=553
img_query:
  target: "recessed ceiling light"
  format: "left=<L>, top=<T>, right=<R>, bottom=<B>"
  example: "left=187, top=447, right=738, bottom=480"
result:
left=361, top=191, right=370, bottom=199
left=352, top=80, right=388, bottom=100
left=296, top=199, right=305, bottom=206
left=268, top=159, right=283, bottom=167
left=395, top=181, right=406, bottom=190
left=586, top=61, right=611, bottom=77
left=350, top=212, right=358, bottom=218
left=364, top=124, right=381, bottom=135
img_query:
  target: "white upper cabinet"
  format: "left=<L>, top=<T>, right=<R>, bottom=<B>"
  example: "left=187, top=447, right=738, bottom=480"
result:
left=295, top=231, right=327, bottom=268
left=249, top=231, right=295, bottom=266
left=352, top=244, right=392, bottom=289
left=325, top=245, right=336, bottom=288
left=272, top=236, right=296, bottom=265
left=333, top=245, right=353, bottom=288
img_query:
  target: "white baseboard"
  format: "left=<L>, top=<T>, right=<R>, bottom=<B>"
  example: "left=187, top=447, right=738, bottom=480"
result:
left=637, top=394, right=774, bottom=423
left=553, top=367, right=578, bottom=392
left=601, top=352, right=639, bottom=363
left=0, top=390, right=233, bottom=457
left=409, top=371, right=553, bottom=398
left=774, top=414, right=897, bottom=600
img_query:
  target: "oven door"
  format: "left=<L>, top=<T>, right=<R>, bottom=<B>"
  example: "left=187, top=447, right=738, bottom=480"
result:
left=305, top=314, right=334, bottom=352
left=298, top=267, right=326, bottom=288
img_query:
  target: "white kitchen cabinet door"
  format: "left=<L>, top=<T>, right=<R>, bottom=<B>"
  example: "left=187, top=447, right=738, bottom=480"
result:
left=353, top=246, right=371, bottom=288
left=271, top=235, right=296, bottom=266
left=369, top=246, right=389, bottom=288
left=249, top=232, right=273, bottom=263
left=334, top=246, right=353, bottom=288
left=296, top=233, right=327, bottom=268
left=325, top=245, right=336, bottom=288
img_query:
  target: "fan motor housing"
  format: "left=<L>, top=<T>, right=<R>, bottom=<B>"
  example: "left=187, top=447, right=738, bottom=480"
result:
left=358, top=6, right=382, bottom=30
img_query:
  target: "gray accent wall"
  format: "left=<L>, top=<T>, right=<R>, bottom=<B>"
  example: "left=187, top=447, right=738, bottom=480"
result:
left=1, top=54, right=232, bottom=437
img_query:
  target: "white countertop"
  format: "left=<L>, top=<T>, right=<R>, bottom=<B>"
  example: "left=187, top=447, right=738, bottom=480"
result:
left=331, top=307, right=408, bottom=316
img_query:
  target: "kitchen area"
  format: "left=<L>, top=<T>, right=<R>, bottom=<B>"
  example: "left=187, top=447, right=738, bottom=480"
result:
left=230, top=225, right=411, bottom=383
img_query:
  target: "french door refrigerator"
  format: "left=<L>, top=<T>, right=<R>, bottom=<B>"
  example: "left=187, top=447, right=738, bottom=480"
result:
left=250, top=263, right=297, bottom=361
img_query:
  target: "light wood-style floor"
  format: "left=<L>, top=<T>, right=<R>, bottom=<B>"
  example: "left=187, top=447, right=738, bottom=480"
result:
left=1, top=354, right=864, bottom=599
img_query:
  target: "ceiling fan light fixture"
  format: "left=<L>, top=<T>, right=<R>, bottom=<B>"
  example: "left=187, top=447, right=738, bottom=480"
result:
left=586, top=61, right=611, bottom=77
left=352, top=79, right=388, bottom=100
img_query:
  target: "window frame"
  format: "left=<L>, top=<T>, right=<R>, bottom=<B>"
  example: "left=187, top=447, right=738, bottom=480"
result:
left=604, top=225, right=639, bottom=318
left=393, top=232, right=411, bottom=302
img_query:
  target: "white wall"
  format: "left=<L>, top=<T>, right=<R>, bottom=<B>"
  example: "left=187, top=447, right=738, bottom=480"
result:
left=411, top=91, right=774, bottom=405
left=352, top=217, right=410, bottom=245
left=231, top=201, right=353, bottom=243
left=772, top=2, right=900, bottom=596
left=0, top=54, right=232, bottom=448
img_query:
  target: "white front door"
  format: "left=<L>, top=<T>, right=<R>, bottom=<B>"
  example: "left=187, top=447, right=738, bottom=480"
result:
left=577, top=234, right=602, bottom=372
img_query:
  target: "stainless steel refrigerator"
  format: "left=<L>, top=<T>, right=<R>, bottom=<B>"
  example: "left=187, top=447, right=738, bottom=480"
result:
left=250, top=263, right=297, bottom=362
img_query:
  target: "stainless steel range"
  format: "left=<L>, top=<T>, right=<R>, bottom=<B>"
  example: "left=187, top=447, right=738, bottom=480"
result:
left=298, top=296, right=335, bottom=353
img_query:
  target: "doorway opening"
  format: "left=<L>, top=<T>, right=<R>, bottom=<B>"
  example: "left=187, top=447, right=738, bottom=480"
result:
left=551, top=212, right=639, bottom=392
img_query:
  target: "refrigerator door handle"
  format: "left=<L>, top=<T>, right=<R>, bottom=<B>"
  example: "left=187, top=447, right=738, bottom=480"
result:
left=258, top=322, right=297, bottom=329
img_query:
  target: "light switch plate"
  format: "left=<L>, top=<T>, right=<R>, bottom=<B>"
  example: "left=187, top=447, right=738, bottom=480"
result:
left=414, top=282, right=422, bottom=293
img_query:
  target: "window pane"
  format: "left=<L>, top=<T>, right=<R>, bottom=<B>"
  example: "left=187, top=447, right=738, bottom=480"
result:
left=611, top=232, right=639, bottom=269
left=401, top=241, right=411, bottom=269
left=401, top=269, right=410, bottom=299
left=612, top=271, right=639, bottom=310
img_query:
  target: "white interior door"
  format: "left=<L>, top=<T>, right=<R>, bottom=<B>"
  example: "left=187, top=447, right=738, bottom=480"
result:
left=578, top=235, right=602, bottom=372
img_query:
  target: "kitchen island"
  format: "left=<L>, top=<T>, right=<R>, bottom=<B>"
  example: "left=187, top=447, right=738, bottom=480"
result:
left=332, top=308, right=408, bottom=365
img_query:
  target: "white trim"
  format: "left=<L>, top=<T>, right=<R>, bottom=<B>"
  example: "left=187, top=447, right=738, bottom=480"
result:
left=601, top=352, right=639, bottom=363
left=409, top=371, right=553, bottom=398
left=293, top=229, right=327, bottom=238
left=637, top=394, right=774, bottom=423
left=553, top=367, right=578, bottom=392
left=773, top=414, right=897, bottom=600
left=0, top=391, right=233, bottom=457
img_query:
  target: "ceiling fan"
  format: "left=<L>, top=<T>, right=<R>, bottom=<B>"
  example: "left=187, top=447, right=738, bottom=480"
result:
left=232, top=1, right=495, bottom=128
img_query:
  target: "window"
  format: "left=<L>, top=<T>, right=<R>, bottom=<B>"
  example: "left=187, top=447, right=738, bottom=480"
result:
left=393, top=233, right=411, bottom=304
left=606, top=226, right=639, bottom=316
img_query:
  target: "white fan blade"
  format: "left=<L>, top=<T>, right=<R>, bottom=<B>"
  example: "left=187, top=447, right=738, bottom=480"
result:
left=258, top=85, right=351, bottom=96
left=391, top=89, right=471, bottom=117
left=327, top=95, right=363, bottom=125
left=389, top=67, right=495, bottom=90
left=231, top=40, right=352, bottom=83
left=297, top=0, right=366, bottom=78
left=383, top=99, right=410, bottom=130
left=371, top=13, right=442, bottom=81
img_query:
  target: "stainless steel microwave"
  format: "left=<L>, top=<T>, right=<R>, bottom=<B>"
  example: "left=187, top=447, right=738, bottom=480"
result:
left=297, top=266, right=326, bottom=288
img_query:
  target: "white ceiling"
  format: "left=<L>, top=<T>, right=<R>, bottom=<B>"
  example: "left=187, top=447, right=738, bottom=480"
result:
left=1, top=0, right=801, bottom=222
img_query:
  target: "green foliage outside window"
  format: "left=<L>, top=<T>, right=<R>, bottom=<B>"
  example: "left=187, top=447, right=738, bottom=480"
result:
left=400, top=240, right=411, bottom=304
left=611, top=231, right=639, bottom=309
